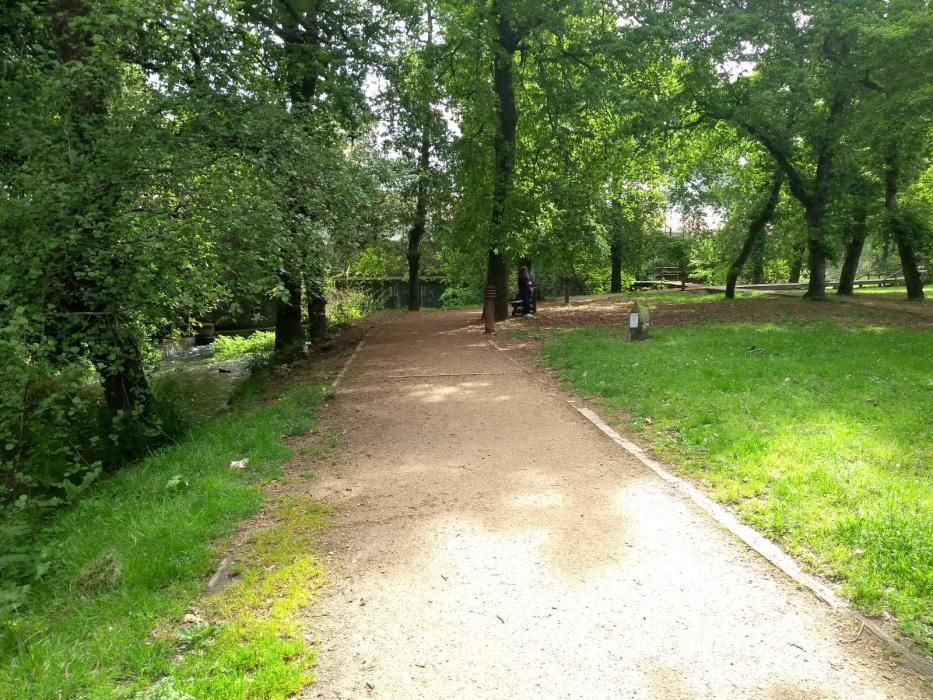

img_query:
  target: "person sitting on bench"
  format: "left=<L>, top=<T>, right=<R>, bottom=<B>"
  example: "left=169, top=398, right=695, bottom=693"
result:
left=518, top=266, right=534, bottom=317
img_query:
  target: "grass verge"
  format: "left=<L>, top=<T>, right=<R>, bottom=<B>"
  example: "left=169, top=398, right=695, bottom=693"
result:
left=852, top=287, right=931, bottom=302
left=542, top=321, right=932, bottom=652
left=1, top=371, right=332, bottom=698
left=619, top=290, right=763, bottom=304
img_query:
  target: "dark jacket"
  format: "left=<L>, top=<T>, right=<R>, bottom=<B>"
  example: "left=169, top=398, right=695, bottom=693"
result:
left=518, top=272, right=532, bottom=292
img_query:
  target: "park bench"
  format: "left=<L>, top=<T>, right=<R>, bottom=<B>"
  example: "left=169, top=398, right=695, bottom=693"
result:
left=510, top=287, right=537, bottom=316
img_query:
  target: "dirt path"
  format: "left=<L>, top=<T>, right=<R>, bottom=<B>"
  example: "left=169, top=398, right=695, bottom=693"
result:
left=302, top=311, right=930, bottom=699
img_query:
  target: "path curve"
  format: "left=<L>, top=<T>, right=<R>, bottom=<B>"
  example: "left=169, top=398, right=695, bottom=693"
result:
left=304, top=311, right=930, bottom=699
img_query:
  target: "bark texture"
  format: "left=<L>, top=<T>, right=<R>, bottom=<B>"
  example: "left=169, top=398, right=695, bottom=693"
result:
left=836, top=206, right=868, bottom=296
left=275, top=273, right=305, bottom=355
left=725, top=175, right=781, bottom=299
left=407, top=9, right=434, bottom=312
left=487, top=4, right=520, bottom=322
left=610, top=238, right=623, bottom=293
left=885, top=149, right=925, bottom=301
left=306, top=277, right=328, bottom=342
left=408, top=130, right=430, bottom=311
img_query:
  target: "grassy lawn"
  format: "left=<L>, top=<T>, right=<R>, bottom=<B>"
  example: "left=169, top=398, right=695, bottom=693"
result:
left=1, top=371, right=332, bottom=698
left=624, top=290, right=764, bottom=303
left=852, top=287, right=931, bottom=302
left=542, top=321, right=932, bottom=652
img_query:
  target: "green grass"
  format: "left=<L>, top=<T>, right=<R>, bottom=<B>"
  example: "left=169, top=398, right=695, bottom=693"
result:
left=542, top=322, right=932, bottom=651
left=852, top=286, right=930, bottom=301
left=1, top=373, right=332, bottom=698
left=614, top=290, right=763, bottom=304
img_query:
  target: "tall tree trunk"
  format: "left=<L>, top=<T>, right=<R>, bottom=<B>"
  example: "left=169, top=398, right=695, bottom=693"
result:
left=305, top=276, right=328, bottom=342
left=885, top=149, right=925, bottom=301
left=610, top=237, right=623, bottom=293
left=407, top=131, right=430, bottom=311
left=487, top=6, right=520, bottom=322
left=407, top=8, right=434, bottom=312
left=275, top=272, right=304, bottom=355
left=751, top=235, right=766, bottom=284
left=803, top=208, right=828, bottom=300
left=837, top=206, right=868, bottom=296
left=487, top=250, right=509, bottom=317
left=725, top=175, right=781, bottom=299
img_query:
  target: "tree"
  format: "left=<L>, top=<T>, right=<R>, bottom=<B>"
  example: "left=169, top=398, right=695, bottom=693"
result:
left=380, top=2, right=450, bottom=311
left=244, top=0, right=392, bottom=350
left=725, top=173, right=783, bottom=299
left=854, top=5, right=932, bottom=300
left=647, top=0, right=877, bottom=299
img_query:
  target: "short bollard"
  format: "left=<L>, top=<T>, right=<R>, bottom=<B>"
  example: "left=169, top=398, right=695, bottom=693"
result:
left=629, top=301, right=650, bottom=341
left=484, top=284, right=497, bottom=334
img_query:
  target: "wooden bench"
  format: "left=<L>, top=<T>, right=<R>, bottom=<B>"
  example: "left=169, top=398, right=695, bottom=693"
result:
left=510, top=293, right=537, bottom=316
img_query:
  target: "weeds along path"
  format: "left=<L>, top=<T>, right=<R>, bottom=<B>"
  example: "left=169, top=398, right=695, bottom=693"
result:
left=301, top=311, right=929, bottom=699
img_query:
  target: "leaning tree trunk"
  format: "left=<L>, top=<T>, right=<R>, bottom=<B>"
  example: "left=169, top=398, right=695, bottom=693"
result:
left=751, top=235, right=766, bottom=284
left=487, top=7, right=520, bottom=322
left=885, top=149, right=925, bottom=301
left=305, top=276, right=328, bottom=343
left=837, top=206, right=868, bottom=296
left=726, top=175, right=781, bottom=299
left=275, top=272, right=304, bottom=355
left=610, top=237, right=623, bottom=293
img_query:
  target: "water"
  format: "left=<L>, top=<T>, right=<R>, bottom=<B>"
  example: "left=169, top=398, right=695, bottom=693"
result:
left=153, top=349, right=252, bottom=424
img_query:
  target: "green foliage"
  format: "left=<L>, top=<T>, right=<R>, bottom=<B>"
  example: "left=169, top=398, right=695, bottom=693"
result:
left=686, top=231, right=728, bottom=284
left=543, top=322, right=933, bottom=651
left=0, top=315, right=101, bottom=505
left=0, top=377, right=330, bottom=697
left=439, top=285, right=482, bottom=309
left=0, top=521, right=49, bottom=624
left=349, top=244, right=405, bottom=278
left=211, top=332, right=276, bottom=362
left=326, top=287, right=380, bottom=326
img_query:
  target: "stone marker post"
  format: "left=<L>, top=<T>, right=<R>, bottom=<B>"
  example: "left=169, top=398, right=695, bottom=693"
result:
left=484, top=284, right=497, bottom=334
left=629, top=301, right=650, bottom=341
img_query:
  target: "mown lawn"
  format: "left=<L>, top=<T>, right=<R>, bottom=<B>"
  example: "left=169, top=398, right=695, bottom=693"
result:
left=852, top=287, right=931, bottom=302
left=617, top=290, right=764, bottom=304
left=1, top=372, right=332, bottom=698
left=542, top=321, right=932, bottom=652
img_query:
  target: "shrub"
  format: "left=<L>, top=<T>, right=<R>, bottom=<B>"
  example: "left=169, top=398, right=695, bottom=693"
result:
left=439, top=285, right=481, bottom=308
left=326, top=287, right=379, bottom=326
left=211, top=331, right=275, bottom=361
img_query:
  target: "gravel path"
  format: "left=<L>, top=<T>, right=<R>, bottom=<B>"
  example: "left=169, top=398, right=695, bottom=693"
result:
left=302, top=311, right=930, bottom=699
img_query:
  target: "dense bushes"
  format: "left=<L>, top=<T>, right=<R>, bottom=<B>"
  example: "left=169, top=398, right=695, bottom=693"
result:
left=439, top=285, right=482, bottom=308
left=326, top=287, right=380, bottom=325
